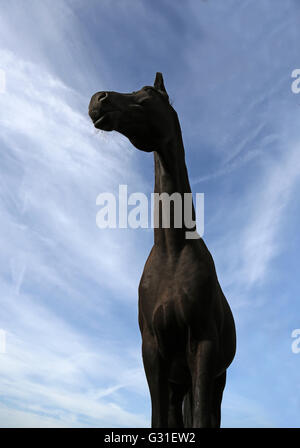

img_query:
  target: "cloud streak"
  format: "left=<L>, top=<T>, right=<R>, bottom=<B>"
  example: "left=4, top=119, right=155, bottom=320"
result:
left=1, top=0, right=300, bottom=428
left=0, top=46, right=150, bottom=426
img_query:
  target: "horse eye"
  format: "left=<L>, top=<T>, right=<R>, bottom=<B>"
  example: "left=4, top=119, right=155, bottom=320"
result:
left=141, top=86, right=154, bottom=93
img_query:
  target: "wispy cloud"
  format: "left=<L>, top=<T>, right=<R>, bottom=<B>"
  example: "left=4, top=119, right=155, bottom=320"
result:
left=0, top=47, right=150, bottom=426
left=0, top=284, right=148, bottom=427
left=239, top=145, right=300, bottom=287
left=212, top=138, right=300, bottom=303
left=1, top=0, right=300, bottom=429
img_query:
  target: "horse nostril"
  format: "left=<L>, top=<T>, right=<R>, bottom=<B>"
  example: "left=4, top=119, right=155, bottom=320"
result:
left=97, top=92, right=108, bottom=102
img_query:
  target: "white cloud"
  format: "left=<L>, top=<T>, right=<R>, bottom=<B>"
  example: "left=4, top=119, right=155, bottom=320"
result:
left=0, top=275, right=148, bottom=427
left=0, top=47, right=150, bottom=427
left=1, top=0, right=300, bottom=429
left=231, top=144, right=300, bottom=292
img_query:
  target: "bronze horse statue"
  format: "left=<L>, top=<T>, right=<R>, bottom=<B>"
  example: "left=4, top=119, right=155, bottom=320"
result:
left=89, top=73, right=236, bottom=428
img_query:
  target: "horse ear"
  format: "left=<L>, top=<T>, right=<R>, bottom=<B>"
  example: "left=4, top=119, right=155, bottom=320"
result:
left=154, top=72, right=169, bottom=99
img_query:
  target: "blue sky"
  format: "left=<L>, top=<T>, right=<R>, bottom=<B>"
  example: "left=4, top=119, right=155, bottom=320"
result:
left=0, top=0, right=300, bottom=427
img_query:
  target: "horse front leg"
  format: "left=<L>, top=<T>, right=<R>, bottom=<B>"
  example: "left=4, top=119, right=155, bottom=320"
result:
left=141, top=330, right=169, bottom=427
left=211, top=371, right=226, bottom=427
left=188, top=339, right=216, bottom=428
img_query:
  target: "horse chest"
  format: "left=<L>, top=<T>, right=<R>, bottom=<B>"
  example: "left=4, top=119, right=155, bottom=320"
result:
left=138, top=244, right=214, bottom=340
left=140, top=274, right=199, bottom=334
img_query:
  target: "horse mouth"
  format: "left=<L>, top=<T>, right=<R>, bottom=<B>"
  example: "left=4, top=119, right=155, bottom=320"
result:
left=94, top=114, right=108, bottom=128
left=92, top=110, right=121, bottom=131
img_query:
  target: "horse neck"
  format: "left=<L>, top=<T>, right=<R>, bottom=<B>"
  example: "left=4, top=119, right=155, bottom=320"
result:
left=153, top=112, right=196, bottom=254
